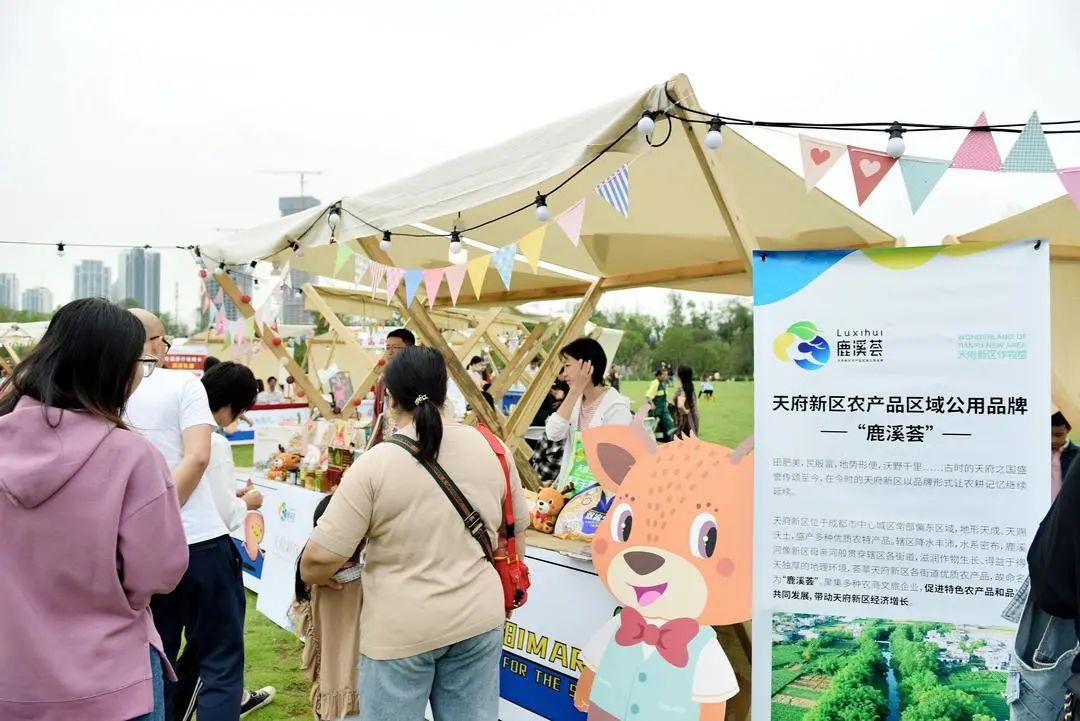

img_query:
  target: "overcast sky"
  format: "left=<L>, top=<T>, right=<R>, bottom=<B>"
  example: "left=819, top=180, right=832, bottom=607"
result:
left=2, top=0, right=1078, bottom=325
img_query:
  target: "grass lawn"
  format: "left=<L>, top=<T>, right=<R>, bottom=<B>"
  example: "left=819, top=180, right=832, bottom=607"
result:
left=237, top=380, right=755, bottom=717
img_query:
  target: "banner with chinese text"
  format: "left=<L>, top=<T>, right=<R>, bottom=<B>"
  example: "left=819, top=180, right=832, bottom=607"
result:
left=752, top=240, right=1049, bottom=721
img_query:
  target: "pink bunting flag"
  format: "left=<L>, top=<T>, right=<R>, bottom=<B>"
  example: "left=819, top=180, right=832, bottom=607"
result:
left=369, top=262, right=386, bottom=299
left=847, top=147, right=898, bottom=206
left=1060, top=168, right=1080, bottom=211
left=799, top=135, right=847, bottom=191
left=444, top=263, right=468, bottom=306
left=202, top=289, right=211, bottom=313
left=555, top=199, right=587, bottom=246
left=214, top=288, right=225, bottom=306
left=423, top=268, right=444, bottom=309
left=950, top=112, right=1003, bottom=171
left=385, top=267, right=405, bottom=304
left=214, top=311, right=226, bottom=337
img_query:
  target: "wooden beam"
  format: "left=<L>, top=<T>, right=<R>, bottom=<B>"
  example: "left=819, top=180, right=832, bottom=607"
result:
left=214, top=272, right=334, bottom=419
left=454, top=308, right=503, bottom=362
left=358, top=238, right=509, bottom=439
left=669, top=75, right=760, bottom=273
left=483, top=330, right=515, bottom=368
left=490, top=322, right=551, bottom=402
left=5, top=343, right=22, bottom=364
left=507, top=278, right=605, bottom=440
left=1051, top=245, right=1080, bottom=262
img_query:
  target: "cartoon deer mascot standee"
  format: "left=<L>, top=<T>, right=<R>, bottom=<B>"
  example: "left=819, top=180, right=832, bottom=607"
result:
left=574, top=408, right=753, bottom=721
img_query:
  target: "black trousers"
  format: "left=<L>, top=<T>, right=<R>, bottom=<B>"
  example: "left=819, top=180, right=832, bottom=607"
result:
left=152, top=535, right=246, bottom=721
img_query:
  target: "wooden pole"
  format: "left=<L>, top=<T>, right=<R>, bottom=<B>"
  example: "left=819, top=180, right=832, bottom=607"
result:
left=357, top=238, right=509, bottom=439
left=489, top=322, right=551, bottom=403
left=507, top=278, right=605, bottom=441
left=454, top=308, right=502, bottom=362
left=303, top=284, right=383, bottom=418
left=214, top=273, right=334, bottom=418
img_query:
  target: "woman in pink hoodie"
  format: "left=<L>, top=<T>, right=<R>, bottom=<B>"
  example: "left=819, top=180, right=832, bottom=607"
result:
left=0, top=298, right=189, bottom=721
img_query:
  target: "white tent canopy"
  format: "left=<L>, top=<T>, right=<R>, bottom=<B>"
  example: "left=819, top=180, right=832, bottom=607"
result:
left=201, top=74, right=893, bottom=305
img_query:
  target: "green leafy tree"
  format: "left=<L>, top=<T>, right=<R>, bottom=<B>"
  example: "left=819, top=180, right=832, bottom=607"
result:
left=901, top=686, right=989, bottom=721
left=118, top=297, right=140, bottom=309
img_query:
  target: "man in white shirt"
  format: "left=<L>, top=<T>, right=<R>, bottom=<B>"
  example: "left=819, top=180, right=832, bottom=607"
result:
left=126, top=310, right=241, bottom=721
left=255, top=376, right=285, bottom=405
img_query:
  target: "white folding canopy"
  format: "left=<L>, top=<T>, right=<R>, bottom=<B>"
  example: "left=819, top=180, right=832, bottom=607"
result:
left=200, top=74, right=893, bottom=305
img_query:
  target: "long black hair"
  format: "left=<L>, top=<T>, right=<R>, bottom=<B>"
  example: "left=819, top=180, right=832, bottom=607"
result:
left=0, top=298, right=145, bottom=428
left=677, top=365, right=695, bottom=402
left=384, top=346, right=447, bottom=463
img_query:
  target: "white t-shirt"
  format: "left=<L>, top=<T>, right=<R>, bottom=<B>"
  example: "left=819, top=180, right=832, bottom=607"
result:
left=126, top=368, right=223, bottom=544
left=256, top=390, right=285, bottom=405
left=206, top=434, right=247, bottom=533
left=582, top=613, right=739, bottom=704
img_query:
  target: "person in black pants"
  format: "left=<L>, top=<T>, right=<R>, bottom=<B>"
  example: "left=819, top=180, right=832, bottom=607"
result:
left=150, top=362, right=260, bottom=721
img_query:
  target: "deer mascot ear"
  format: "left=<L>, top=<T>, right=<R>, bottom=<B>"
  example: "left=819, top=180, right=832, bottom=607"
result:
left=582, top=406, right=657, bottom=494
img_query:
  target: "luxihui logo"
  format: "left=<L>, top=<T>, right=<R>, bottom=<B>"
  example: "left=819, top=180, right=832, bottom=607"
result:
left=277, top=502, right=296, bottom=523
left=774, top=321, right=831, bottom=371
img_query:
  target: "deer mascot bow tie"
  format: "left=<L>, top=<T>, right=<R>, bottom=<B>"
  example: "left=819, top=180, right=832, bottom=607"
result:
left=613, top=608, right=699, bottom=668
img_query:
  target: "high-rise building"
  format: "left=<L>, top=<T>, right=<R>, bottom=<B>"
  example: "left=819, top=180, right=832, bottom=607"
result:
left=73, top=260, right=112, bottom=300
left=279, top=196, right=320, bottom=326
left=204, top=273, right=254, bottom=322
left=22, top=287, right=53, bottom=314
left=0, top=273, right=18, bottom=311
left=118, top=249, right=161, bottom=312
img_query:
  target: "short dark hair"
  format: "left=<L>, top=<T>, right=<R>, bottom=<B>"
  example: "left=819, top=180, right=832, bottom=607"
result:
left=468, top=355, right=484, bottom=367
left=267, top=376, right=277, bottom=383
left=384, top=346, right=446, bottom=463
left=1053, top=411, right=1071, bottom=430
left=387, top=328, right=416, bottom=346
left=203, top=356, right=220, bottom=372
left=202, top=362, right=259, bottom=419
left=560, top=337, right=606, bottom=386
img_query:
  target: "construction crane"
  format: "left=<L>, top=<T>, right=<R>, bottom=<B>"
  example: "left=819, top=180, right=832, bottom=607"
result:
left=259, top=170, right=323, bottom=198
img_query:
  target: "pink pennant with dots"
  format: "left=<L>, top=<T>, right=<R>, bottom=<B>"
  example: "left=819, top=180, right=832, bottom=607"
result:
left=950, top=112, right=1003, bottom=171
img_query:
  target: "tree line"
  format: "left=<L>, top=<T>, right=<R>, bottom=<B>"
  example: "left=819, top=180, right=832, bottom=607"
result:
left=592, top=293, right=753, bottom=381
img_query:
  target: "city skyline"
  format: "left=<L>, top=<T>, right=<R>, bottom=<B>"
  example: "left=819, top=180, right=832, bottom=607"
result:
left=0, top=251, right=162, bottom=314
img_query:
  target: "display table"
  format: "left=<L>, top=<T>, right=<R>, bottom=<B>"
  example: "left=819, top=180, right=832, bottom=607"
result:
left=229, top=471, right=326, bottom=630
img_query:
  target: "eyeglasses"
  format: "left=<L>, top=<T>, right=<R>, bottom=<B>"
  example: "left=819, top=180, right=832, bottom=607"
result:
left=138, top=357, right=159, bottom=378
left=148, top=335, right=173, bottom=354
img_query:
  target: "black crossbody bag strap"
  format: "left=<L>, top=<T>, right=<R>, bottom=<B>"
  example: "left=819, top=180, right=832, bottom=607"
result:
left=385, top=435, right=495, bottom=564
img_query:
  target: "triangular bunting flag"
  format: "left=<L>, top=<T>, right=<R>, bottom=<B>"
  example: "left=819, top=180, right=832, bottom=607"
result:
left=1060, top=168, right=1080, bottom=211
left=519, top=226, right=545, bottom=272
left=354, top=256, right=371, bottom=286
left=404, top=269, right=423, bottom=306
left=207, top=303, right=217, bottom=324
left=467, top=254, right=491, bottom=300
left=214, top=310, right=226, bottom=337
left=222, top=330, right=232, bottom=352
left=555, top=199, right=586, bottom=246
left=847, top=147, right=898, bottom=206
left=951, top=112, right=1003, bottom=171
left=422, top=268, right=444, bottom=308
left=444, top=263, right=468, bottom=306
left=281, top=260, right=293, bottom=289
left=232, top=318, right=245, bottom=343
left=595, top=164, right=630, bottom=218
left=799, top=135, right=847, bottom=191
left=385, top=267, right=405, bottom=304
left=335, top=242, right=354, bottom=274
left=369, top=262, right=386, bottom=299
left=214, top=288, right=225, bottom=306
left=1003, top=111, right=1057, bottom=173
left=245, top=317, right=257, bottom=341
left=899, top=157, right=950, bottom=213
left=202, top=290, right=211, bottom=313
left=491, top=243, right=518, bottom=290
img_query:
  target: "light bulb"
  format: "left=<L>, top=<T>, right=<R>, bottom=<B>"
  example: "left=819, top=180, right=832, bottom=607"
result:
left=380, top=231, right=392, bottom=252
left=705, top=117, right=724, bottom=149
left=886, top=122, right=905, bottom=159
left=535, top=193, right=550, bottom=221
left=328, top=207, right=340, bottom=229
left=637, top=112, right=656, bottom=136
left=56, top=242, right=66, bottom=258
left=449, top=231, right=463, bottom=254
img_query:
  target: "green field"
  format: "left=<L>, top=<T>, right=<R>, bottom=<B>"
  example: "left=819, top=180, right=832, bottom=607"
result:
left=947, top=670, right=1009, bottom=720
left=235, top=380, right=755, bottom=718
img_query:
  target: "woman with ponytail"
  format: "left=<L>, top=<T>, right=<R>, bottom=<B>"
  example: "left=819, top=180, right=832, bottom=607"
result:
left=301, top=346, right=529, bottom=721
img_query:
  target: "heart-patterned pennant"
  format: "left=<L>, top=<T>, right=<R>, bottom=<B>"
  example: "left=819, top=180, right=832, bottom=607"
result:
left=799, top=135, right=847, bottom=191
left=847, top=147, right=898, bottom=206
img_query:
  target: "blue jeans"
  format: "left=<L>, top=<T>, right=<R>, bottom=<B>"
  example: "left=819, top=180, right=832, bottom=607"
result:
left=130, top=647, right=165, bottom=721
left=1007, top=578, right=1078, bottom=721
left=352, top=627, right=502, bottom=721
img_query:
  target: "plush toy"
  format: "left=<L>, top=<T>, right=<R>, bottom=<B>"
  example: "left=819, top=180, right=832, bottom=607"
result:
left=574, top=407, right=753, bottom=721
left=267, top=446, right=302, bottom=482
left=529, top=486, right=566, bottom=534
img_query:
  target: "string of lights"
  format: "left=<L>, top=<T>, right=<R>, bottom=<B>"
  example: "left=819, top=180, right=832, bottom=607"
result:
left=11, top=81, right=1080, bottom=281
